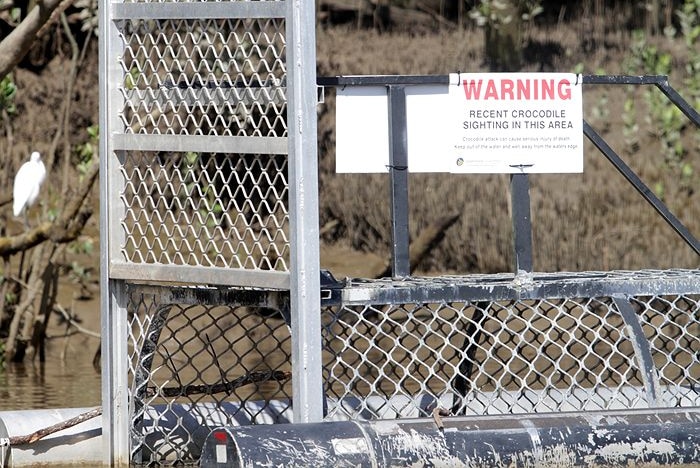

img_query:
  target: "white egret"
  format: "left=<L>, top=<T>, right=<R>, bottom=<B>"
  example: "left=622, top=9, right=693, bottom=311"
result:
left=13, top=151, right=46, bottom=227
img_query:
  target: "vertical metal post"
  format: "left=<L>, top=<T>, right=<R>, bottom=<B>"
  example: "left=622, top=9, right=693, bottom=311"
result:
left=287, top=0, right=323, bottom=423
left=101, top=280, right=130, bottom=466
left=387, top=85, right=410, bottom=278
left=510, top=173, right=533, bottom=273
left=100, top=0, right=130, bottom=464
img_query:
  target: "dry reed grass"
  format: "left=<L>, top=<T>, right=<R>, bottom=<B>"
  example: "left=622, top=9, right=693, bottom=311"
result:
left=316, top=25, right=700, bottom=274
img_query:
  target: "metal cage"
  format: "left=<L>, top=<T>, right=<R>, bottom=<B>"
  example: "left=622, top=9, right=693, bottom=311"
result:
left=99, top=3, right=700, bottom=465
left=321, top=271, right=699, bottom=420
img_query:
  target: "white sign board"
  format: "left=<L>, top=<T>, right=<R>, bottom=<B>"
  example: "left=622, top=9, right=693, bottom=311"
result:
left=335, top=73, right=584, bottom=174
left=448, top=73, right=583, bottom=173
left=335, top=83, right=451, bottom=173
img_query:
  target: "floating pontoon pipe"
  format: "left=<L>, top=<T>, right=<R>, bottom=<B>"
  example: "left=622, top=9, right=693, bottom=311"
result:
left=0, top=407, right=102, bottom=467
left=200, top=407, right=700, bottom=468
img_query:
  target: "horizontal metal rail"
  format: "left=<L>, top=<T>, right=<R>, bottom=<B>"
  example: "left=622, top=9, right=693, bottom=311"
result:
left=125, top=84, right=287, bottom=109
left=317, top=74, right=450, bottom=87
left=321, top=268, right=700, bottom=305
left=582, top=74, right=699, bottom=123
left=110, top=263, right=290, bottom=290
left=112, top=134, right=287, bottom=155
left=112, top=2, right=286, bottom=21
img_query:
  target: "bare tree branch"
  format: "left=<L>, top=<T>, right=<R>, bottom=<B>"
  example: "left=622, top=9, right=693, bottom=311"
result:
left=0, top=0, right=75, bottom=80
left=9, top=407, right=102, bottom=445
left=53, top=303, right=101, bottom=339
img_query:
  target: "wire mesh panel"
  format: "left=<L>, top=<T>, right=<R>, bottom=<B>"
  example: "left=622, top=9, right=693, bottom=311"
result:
left=119, top=151, right=288, bottom=270
left=107, top=7, right=290, bottom=287
left=321, top=274, right=700, bottom=421
left=99, top=2, right=316, bottom=464
left=637, top=295, right=700, bottom=404
left=126, top=283, right=292, bottom=465
left=117, top=17, right=286, bottom=137
left=121, top=271, right=699, bottom=465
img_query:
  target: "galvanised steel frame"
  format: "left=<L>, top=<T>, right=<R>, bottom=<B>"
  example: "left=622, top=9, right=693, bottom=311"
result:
left=99, top=0, right=320, bottom=465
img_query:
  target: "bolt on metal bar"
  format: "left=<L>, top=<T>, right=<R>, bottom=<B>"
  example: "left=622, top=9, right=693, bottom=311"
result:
left=387, top=85, right=411, bottom=278
left=583, top=120, right=700, bottom=256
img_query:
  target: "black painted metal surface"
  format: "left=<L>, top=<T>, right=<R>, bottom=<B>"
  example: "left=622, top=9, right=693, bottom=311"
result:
left=321, top=268, right=700, bottom=305
left=200, top=407, right=700, bottom=467
left=387, top=85, right=411, bottom=277
left=510, top=173, right=533, bottom=273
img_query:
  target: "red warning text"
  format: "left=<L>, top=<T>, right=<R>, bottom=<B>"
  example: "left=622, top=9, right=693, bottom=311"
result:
left=461, top=78, right=573, bottom=101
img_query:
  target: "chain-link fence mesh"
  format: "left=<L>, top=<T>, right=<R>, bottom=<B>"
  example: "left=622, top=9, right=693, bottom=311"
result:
left=322, top=294, right=699, bottom=420
left=127, top=284, right=293, bottom=464
left=125, top=274, right=699, bottom=465
left=108, top=13, right=290, bottom=286
left=117, top=18, right=286, bottom=137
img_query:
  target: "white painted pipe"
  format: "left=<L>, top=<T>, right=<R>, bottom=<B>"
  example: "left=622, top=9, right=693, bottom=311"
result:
left=0, top=408, right=102, bottom=467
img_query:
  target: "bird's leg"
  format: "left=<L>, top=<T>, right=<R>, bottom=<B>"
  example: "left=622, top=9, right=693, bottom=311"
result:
left=23, top=210, right=29, bottom=230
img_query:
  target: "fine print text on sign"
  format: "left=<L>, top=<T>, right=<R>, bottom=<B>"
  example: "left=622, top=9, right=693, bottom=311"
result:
left=449, top=73, right=583, bottom=173
left=334, top=72, right=584, bottom=174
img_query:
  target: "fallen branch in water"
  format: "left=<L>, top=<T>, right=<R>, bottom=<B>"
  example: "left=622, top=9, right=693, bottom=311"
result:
left=144, top=370, right=292, bottom=398
left=9, top=407, right=102, bottom=445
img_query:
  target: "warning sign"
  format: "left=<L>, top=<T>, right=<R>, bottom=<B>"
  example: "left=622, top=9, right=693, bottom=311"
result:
left=448, top=72, right=583, bottom=173
left=334, top=72, right=583, bottom=174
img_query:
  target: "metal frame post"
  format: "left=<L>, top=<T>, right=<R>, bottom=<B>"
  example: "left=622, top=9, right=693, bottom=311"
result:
left=99, top=0, right=131, bottom=464
left=100, top=280, right=130, bottom=466
left=287, top=0, right=323, bottom=423
left=613, top=296, right=662, bottom=407
left=510, top=172, right=534, bottom=273
left=387, top=85, right=410, bottom=277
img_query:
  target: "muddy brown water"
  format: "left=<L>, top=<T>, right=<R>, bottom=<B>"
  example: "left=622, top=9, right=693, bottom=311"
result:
left=0, top=353, right=101, bottom=410
left=0, top=259, right=102, bottom=411
left=0, top=244, right=378, bottom=412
